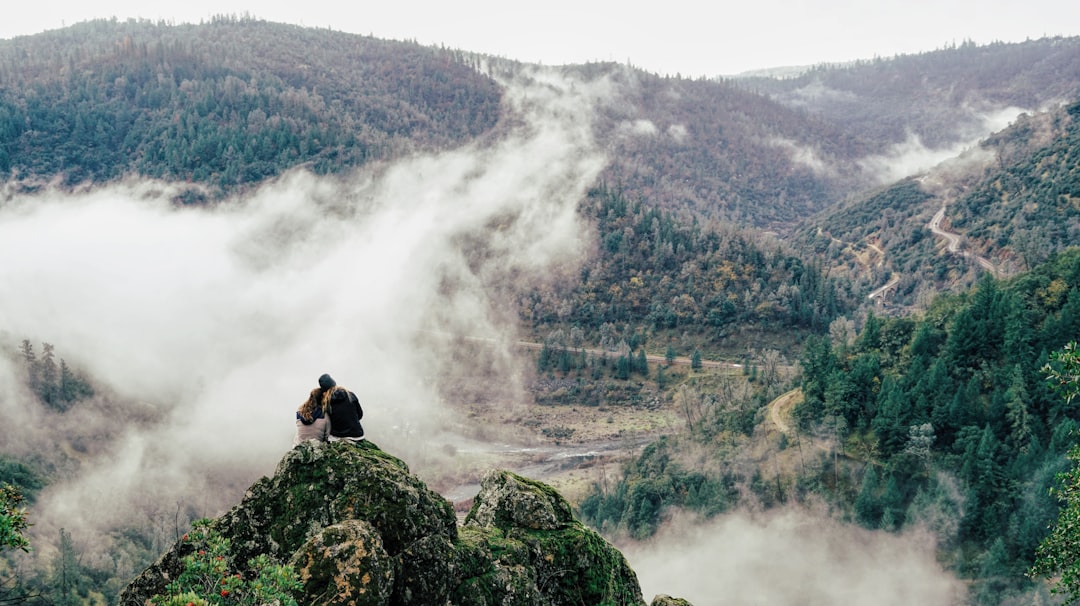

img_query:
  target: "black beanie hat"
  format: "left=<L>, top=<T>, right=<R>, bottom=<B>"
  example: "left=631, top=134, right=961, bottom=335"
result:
left=318, top=374, right=336, bottom=390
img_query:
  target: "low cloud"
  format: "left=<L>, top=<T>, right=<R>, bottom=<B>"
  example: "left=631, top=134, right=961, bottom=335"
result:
left=859, top=105, right=1028, bottom=184
left=0, top=67, right=610, bottom=561
left=617, top=119, right=659, bottom=137
left=667, top=124, right=689, bottom=143
left=769, top=136, right=833, bottom=176
left=623, top=508, right=966, bottom=606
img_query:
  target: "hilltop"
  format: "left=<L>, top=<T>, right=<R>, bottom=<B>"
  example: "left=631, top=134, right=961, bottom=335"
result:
left=119, top=439, right=686, bottom=605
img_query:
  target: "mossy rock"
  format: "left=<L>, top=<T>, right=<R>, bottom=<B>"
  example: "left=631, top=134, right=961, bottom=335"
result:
left=392, top=534, right=457, bottom=605
left=464, top=470, right=574, bottom=531
left=289, top=519, right=393, bottom=606
left=120, top=441, right=456, bottom=604
left=216, top=440, right=456, bottom=564
left=121, top=444, right=649, bottom=606
left=450, top=526, right=542, bottom=605
left=459, top=471, right=646, bottom=606
left=650, top=596, right=695, bottom=606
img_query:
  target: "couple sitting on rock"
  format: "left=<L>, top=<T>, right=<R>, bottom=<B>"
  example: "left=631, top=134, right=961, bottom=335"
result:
left=293, top=373, right=365, bottom=445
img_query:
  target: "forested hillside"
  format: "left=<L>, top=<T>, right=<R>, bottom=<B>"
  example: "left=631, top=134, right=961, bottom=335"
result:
left=952, top=101, right=1080, bottom=270
left=523, top=185, right=855, bottom=355
left=0, top=17, right=861, bottom=226
left=0, top=17, right=503, bottom=191
left=795, top=99, right=1080, bottom=307
left=739, top=37, right=1080, bottom=152
left=580, top=248, right=1080, bottom=604
left=4, top=20, right=1079, bottom=231
left=576, top=65, right=869, bottom=226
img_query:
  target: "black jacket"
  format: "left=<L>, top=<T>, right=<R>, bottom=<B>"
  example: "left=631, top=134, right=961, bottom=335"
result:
left=327, top=388, right=364, bottom=438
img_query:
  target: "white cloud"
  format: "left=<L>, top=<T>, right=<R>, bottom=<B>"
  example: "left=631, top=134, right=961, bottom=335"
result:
left=624, top=508, right=966, bottom=606
left=769, top=137, right=833, bottom=175
left=0, top=67, right=610, bottom=556
left=615, top=119, right=659, bottom=139
left=858, top=105, right=1028, bottom=184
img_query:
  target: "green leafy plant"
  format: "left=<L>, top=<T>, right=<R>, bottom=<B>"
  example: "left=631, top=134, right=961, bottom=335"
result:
left=1031, top=342, right=1080, bottom=603
left=1043, top=341, right=1080, bottom=405
left=0, top=482, right=31, bottom=552
left=151, top=519, right=300, bottom=606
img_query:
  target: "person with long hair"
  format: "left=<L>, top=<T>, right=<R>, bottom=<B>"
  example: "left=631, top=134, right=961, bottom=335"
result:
left=292, top=373, right=336, bottom=445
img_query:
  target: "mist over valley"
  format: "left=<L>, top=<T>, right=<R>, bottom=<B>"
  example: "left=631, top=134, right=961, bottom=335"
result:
left=1, top=18, right=1080, bottom=605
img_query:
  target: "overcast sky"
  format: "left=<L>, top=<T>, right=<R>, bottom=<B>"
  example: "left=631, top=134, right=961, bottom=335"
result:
left=3, top=0, right=1079, bottom=76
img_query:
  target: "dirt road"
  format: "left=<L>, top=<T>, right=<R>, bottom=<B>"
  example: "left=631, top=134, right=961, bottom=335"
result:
left=929, top=206, right=997, bottom=275
left=768, top=388, right=802, bottom=435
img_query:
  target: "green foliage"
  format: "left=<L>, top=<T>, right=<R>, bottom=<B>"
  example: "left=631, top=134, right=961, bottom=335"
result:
left=1032, top=444, right=1080, bottom=604
left=0, top=483, right=31, bottom=553
left=0, top=18, right=501, bottom=193
left=150, top=519, right=300, bottom=606
left=794, top=249, right=1080, bottom=594
left=0, top=456, right=44, bottom=497
left=578, top=435, right=740, bottom=538
left=1044, top=341, right=1080, bottom=405
left=525, top=186, right=853, bottom=349
left=1031, top=341, right=1080, bottom=603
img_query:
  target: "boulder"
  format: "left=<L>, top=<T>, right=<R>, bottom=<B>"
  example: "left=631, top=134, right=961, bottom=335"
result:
left=120, top=441, right=660, bottom=605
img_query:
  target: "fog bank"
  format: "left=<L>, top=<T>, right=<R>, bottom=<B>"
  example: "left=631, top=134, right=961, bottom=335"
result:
left=0, top=67, right=612, bottom=559
left=624, top=508, right=966, bottom=606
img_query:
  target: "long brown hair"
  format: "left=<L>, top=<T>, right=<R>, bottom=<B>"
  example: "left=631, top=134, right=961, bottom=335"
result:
left=297, top=387, right=327, bottom=422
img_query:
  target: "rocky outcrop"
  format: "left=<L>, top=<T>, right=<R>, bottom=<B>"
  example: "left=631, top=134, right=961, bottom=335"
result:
left=119, top=440, right=666, bottom=605
left=649, top=596, right=694, bottom=606
left=457, top=469, right=645, bottom=605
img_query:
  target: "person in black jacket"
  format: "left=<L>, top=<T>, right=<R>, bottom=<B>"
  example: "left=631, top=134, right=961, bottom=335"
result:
left=323, top=374, right=364, bottom=442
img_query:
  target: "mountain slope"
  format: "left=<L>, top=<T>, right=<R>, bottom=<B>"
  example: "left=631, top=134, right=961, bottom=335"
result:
left=0, top=17, right=503, bottom=191
left=738, top=37, right=1080, bottom=152
left=792, top=99, right=1080, bottom=306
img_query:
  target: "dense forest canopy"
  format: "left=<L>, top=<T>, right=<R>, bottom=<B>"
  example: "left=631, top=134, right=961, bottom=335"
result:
left=0, top=17, right=503, bottom=192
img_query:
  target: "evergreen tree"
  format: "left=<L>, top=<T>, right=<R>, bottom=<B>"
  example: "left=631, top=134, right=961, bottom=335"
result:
left=855, top=466, right=881, bottom=527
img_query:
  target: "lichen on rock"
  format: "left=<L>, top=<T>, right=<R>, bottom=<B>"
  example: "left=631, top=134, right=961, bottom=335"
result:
left=289, top=519, right=393, bottom=605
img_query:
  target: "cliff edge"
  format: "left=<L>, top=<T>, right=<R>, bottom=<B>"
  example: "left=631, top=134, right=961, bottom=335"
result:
left=119, top=440, right=685, bottom=605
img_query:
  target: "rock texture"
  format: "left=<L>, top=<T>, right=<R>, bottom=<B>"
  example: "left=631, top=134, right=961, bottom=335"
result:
left=119, top=440, right=668, bottom=605
left=649, top=596, right=695, bottom=606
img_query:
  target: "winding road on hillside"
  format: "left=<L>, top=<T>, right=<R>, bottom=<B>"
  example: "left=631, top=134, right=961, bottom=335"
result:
left=866, top=204, right=999, bottom=300
left=929, top=206, right=998, bottom=275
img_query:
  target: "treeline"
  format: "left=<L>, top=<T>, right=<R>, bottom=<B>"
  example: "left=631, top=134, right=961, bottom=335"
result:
left=0, top=18, right=502, bottom=192
left=523, top=185, right=854, bottom=350
left=17, top=340, right=94, bottom=411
